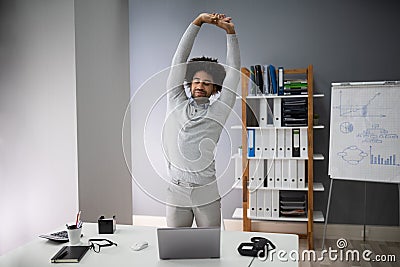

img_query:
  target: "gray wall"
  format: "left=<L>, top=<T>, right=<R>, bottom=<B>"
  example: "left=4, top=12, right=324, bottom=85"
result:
left=129, top=0, right=400, bottom=225
left=75, top=0, right=132, bottom=224
left=1, top=0, right=132, bottom=255
left=0, top=0, right=78, bottom=255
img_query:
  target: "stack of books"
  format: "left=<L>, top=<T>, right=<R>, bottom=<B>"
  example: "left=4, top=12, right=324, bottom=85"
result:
left=281, top=98, right=308, bottom=127
left=280, top=191, right=307, bottom=217
left=284, top=79, right=308, bottom=95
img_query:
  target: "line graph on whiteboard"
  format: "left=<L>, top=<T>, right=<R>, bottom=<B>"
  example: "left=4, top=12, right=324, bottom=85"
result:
left=329, top=82, right=400, bottom=183
left=333, top=90, right=387, bottom=118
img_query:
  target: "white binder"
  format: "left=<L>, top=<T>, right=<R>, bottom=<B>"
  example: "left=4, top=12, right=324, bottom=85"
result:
left=273, top=98, right=281, bottom=127
left=297, top=159, right=306, bottom=188
left=256, top=189, right=265, bottom=218
left=255, top=129, right=262, bottom=158
left=259, top=99, right=268, bottom=128
left=256, top=159, right=264, bottom=188
left=272, top=190, right=280, bottom=218
left=289, top=159, right=298, bottom=188
left=277, top=129, right=285, bottom=158
left=265, top=159, right=275, bottom=188
left=249, top=159, right=264, bottom=189
left=282, top=159, right=290, bottom=188
left=234, top=156, right=242, bottom=184
left=263, top=190, right=272, bottom=217
left=284, top=128, right=292, bottom=158
left=248, top=160, right=258, bottom=189
left=274, top=159, right=282, bottom=188
left=300, top=128, right=308, bottom=158
left=249, top=190, right=257, bottom=217
left=268, top=128, right=276, bottom=158
left=260, top=128, right=274, bottom=158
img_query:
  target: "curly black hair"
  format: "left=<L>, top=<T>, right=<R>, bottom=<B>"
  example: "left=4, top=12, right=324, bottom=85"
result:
left=184, top=56, right=226, bottom=93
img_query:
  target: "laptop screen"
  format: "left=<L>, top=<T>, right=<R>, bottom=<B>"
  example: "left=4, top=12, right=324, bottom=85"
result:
left=157, top=227, right=221, bottom=260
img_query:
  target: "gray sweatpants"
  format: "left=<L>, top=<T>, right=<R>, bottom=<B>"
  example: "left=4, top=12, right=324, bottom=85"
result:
left=166, top=180, right=221, bottom=227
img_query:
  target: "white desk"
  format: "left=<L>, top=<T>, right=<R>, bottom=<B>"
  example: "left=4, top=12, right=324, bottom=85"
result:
left=0, top=223, right=298, bottom=267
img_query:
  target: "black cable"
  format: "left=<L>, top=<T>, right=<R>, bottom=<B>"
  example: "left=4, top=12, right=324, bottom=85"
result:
left=247, top=256, right=255, bottom=267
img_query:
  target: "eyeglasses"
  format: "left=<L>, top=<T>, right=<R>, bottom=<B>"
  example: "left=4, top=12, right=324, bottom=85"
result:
left=88, top=238, right=117, bottom=253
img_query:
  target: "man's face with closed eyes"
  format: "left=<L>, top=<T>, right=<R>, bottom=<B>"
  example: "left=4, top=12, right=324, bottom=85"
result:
left=190, top=71, right=216, bottom=98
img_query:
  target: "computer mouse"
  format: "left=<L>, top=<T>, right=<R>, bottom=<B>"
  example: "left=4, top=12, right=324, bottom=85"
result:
left=131, top=241, right=148, bottom=251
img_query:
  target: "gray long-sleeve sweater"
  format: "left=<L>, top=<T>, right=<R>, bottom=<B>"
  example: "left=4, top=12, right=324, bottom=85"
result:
left=163, top=23, right=240, bottom=185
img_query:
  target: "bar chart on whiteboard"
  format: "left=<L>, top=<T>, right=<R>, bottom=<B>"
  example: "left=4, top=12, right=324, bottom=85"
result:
left=328, top=81, right=400, bottom=183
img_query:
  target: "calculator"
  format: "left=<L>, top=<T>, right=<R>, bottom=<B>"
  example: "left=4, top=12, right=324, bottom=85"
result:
left=39, top=230, right=69, bottom=243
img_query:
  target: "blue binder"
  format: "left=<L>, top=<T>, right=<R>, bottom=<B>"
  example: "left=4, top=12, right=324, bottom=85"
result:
left=247, top=129, right=255, bottom=157
left=268, top=65, right=278, bottom=94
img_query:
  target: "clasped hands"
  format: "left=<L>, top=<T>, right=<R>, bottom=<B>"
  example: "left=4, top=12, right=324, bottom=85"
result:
left=193, top=13, right=235, bottom=34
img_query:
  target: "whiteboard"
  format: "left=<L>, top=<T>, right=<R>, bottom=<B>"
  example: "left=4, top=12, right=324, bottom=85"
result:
left=328, top=81, right=400, bottom=183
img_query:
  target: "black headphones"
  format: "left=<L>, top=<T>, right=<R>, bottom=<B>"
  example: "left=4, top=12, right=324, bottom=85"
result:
left=237, top=237, right=276, bottom=257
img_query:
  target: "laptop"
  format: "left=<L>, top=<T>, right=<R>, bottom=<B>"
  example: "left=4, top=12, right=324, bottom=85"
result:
left=157, top=227, right=220, bottom=260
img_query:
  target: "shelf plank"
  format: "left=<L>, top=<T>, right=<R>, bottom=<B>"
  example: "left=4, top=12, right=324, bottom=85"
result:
left=231, top=125, right=325, bottom=130
left=232, top=208, right=324, bottom=222
left=231, top=182, right=324, bottom=192
left=236, top=93, right=324, bottom=100
left=230, top=153, right=324, bottom=160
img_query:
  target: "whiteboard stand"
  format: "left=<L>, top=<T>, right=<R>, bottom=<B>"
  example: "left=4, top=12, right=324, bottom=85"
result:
left=322, top=179, right=368, bottom=249
left=363, top=181, right=367, bottom=243
left=322, top=178, right=334, bottom=250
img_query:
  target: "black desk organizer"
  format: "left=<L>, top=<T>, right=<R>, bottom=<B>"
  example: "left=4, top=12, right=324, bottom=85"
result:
left=98, top=215, right=116, bottom=234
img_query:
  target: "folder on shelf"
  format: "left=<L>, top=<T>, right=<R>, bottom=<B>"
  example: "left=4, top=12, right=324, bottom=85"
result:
left=263, top=65, right=270, bottom=94
left=272, top=190, right=280, bottom=218
left=268, top=65, right=278, bottom=94
left=292, top=129, right=300, bottom=157
left=258, top=128, right=274, bottom=158
left=256, top=189, right=265, bottom=218
left=249, top=65, right=256, bottom=96
left=248, top=160, right=257, bottom=189
left=259, top=99, right=268, bottom=127
left=284, top=128, right=292, bottom=158
left=255, top=129, right=262, bottom=158
left=274, top=159, right=282, bottom=188
left=255, top=65, right=264, bottom=95
left=297, top=159, right=306, bottom=188
left=278, top=67, right=284, bottom=96
left=249, top=190, right=257, bottom=217
left=248, top=129, right=255, bottom=157
left=277, top=129, right=285, bottom=158
left=264, top=190, right=272, bottom=217
left=289, top=159, right=298, bottom=188
left=282, top=159, right=290, bottom=188
left=300, top=128, right=308, bottom=158
left=265, top=159, right=275, bottom=188
left=249, top=159, right=264, bottom=189
left=273, top=98, right=282, bottom=127
left=263, top=128, right=276, bottom=158
left=256, top=159, right=264, bottom=188
left=234, top=156, right=242, bottom=184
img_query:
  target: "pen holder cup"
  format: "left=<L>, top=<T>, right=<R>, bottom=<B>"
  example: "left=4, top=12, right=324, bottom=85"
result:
left=98, top=215, right=116, bottom=234
left=67, top=225, right=82, bottom=245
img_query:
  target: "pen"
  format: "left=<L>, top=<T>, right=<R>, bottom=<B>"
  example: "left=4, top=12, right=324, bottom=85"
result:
left=75, top=211, right=81, bottom=226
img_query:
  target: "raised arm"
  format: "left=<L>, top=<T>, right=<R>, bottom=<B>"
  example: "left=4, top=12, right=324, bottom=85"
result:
left=216, top=16, right=241, bottom=110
